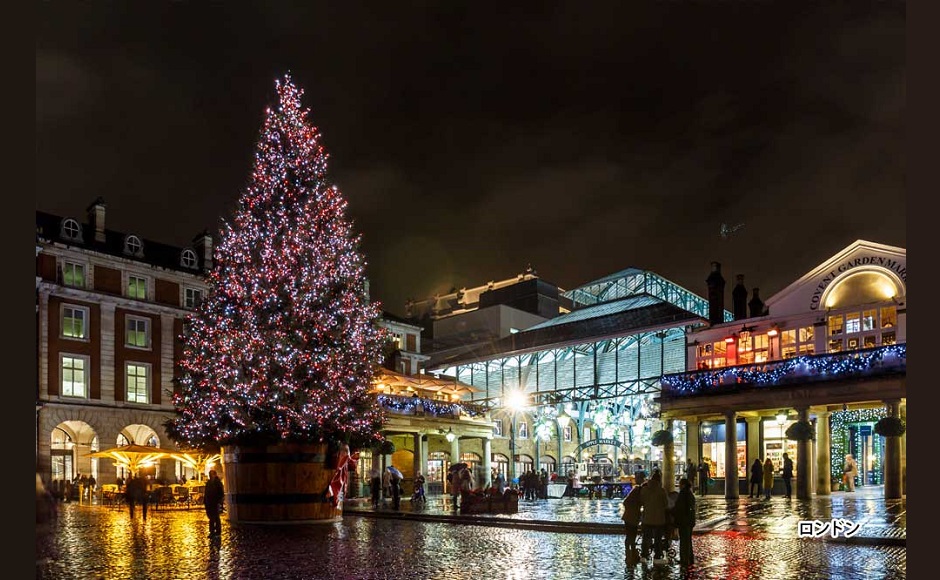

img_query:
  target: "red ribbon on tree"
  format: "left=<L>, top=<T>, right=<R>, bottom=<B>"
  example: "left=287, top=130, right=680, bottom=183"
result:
left=326, top=444, right=359, bottom=507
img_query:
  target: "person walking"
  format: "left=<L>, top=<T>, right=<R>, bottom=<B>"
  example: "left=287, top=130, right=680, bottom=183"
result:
left=781, top=453, right=794, bottom=499
left=843, top=454, right=858, bottom=492
left=685, top=458, right=696, bottom=491
left=749, top=459, right=763, bottom=498
left=621, top=479, right=643, bottom=565
left=762, top=458, right=774, bottom=500
left=640, top=470, right=669, bottom=565
left=697, top=460, right=709, bottom=496
left=369, top=468, right=381, bottom=509
left=126, top=473, right=148, bottom=520
left=672, top=478, right=696, bottom=566
left=412, top=472, right=426, bottom=505
left=87, top=474, right=97, bottom=504
left=382, top=468, right=392, bottom=503
left=204, top=469, right=224, bottom=537
left=390, top=471, right=402, bottom=511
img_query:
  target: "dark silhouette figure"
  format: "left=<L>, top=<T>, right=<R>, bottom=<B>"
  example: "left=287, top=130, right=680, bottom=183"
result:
left=370, top=469, right=381, bottom=509
left=672, top=478, right=696, bottom=566
left=640, top=470, right=668, bottom=564
left=204, top=470, right=224, bottom=537
left=390, top=473, right=402, bottom=510
left=782, top=453, right=794, bottom=499
left=749, top=459, right=763, bottom=498
left=697, top=461, right=710, bottom=496
left=126, top=474, right=148, bottom=520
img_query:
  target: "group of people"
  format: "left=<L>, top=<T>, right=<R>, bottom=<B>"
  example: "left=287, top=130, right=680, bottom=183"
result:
left=518, top=468, right=550, bottom=500
left=620, top=469, right=696, bottom=567
left=748, top=453, right=795, bottom=499
left=370, top=467, right=405, bottom=510
left=47, top=473, right=97, bottom=503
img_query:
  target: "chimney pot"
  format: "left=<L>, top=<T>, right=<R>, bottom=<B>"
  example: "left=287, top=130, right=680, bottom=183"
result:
left=86, top=197, right=107, bottom=243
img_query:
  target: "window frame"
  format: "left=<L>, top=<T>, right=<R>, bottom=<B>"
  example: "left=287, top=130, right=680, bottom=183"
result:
left=60, top=304, right=89, bottom=341
left=62, top=261, right=86, bottom=288
left=183, top=287, right=203, bottom=309
left=60, top=353, right=90, bottom=399
left=518, top=421, right=529, bottom=440
left=126, top=274, right=149, bottom=300
left=124, top=235, right=144, bottom=257
left=125, top=361, right=151, bottom=404
left=61, top=218, right=83, bottom=242
left=125, top=315, right=151, bottom=350
left=180, top=249, right=198, bottom=269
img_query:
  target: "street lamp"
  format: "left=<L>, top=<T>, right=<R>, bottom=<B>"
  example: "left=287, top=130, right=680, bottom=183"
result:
left=776, top=411, right=787, bottom=452
left=505, top=390, right=527, bottom=484
left=445, top=428, right=456, bottom=443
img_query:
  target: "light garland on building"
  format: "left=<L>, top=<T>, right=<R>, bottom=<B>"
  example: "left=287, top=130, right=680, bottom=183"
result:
left=829, top=407, right=887, bottom=484
left=662, top=345, right=906, bottom=395
left=376, top=394, right=486, bottom=418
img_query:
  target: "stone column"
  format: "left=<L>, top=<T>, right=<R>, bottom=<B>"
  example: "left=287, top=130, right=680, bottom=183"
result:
left=883, top=399, right=902, bottom=499
left=685, top=420, right=700, bottom=466
left=745, top=416, right=761, bottom=467
left=483, top=437, right=492, bottom=487
left=413, top=433, right=423, bottom=479
left=796, top=407, right=811, bottom=499
left=663, top=418, right=675, bottom=493
left=816, top=411, right=831, bottom=495
left=724, top=411, right=739, bottom=499
left=900, top=401, right=906, bottom=495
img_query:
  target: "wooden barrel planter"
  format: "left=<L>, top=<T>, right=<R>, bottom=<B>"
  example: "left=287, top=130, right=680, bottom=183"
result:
left=221, top=442, right=342, bottom=524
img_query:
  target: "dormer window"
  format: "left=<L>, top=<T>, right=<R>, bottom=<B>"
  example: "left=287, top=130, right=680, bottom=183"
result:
left=180, top=249, right=198, bottom=269
left=61, top=219, right=83, bottom=242
left=124, top=235, right=143, bottom=257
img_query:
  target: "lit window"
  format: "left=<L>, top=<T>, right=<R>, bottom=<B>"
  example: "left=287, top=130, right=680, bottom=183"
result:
left=696, top=341, right=727, bottom=368
left=563, top=425, right=572, bottom=442
left=180, top=249, right=198, bottom=269
left=828, top=339, right=844, bottom=353
left=882, top=332, right=896, bottom=346
left=61, top=219, right=82, bottom=241
left=862, top=310, right=876, bottom=332
left=62, top=306, right=88, bottom=340
left=518, top=421, right=528, bottom=439
left=493, top=420, right=503, bottom=437
left=845, top=312, right=861, bottom=334
left=126, top=316, right=150, bottom=348
left=61, top=355, right=88, bottom=398
left=828, top=315, right=844, bottom=336
left=124, top=235, right=143, bottom=256
left=63, top=262, right=85, bottom=288
left=127, top=276, right=147, bottom=300
left=880, top=306, right=897, bottom=329
left=126, top=363, right=150, bottom=404
left=184, top=287, right=203, bottom=309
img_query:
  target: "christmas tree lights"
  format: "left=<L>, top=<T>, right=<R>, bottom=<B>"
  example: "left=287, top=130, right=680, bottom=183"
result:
left=166, top=74, right=387, bottom=450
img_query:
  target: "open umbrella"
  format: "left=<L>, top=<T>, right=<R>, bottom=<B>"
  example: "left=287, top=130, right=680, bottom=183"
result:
left=85, top=444, right=178, bottom=475
left=448, top=462, right=469, bottom=473
left=386, top=466, right=404, bottom=479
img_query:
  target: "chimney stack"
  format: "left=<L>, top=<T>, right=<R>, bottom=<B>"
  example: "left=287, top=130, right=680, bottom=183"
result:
left=193, top=231, right=214, bottom=271
left=748, top=288, right=765, bottom=318
left=732, top=274, right=748, bottom=320
left=86, top=197, right=107, bottom=243
left=706, top=261, right=726, bottom=325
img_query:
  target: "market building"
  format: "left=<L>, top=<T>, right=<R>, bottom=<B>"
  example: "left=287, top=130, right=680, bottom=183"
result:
left=660, top=240, right=906, bottom=499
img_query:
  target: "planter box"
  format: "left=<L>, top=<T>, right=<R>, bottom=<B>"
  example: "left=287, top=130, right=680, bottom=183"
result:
left=221, top=442, right=342, bottom=524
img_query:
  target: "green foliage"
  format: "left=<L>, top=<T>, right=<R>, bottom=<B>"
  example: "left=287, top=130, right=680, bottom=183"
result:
left=873, top=417, right=906, bottom=437
left=651, top=430, right=674, bottom=447
left=785, top=420, right=815, bottom=441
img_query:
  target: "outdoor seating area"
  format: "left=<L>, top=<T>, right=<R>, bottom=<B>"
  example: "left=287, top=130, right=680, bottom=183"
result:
left=98, top=480, right=207, bottom=510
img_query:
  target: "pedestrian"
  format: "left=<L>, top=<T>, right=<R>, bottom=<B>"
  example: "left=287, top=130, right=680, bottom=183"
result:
left=685, top=458, right=696, bottom=490
left=77, top=473, right=86, bottom=504
left=781, top=453, right=794, bottom=498
left=749, top=458, right=763, bottom=498
left=390, top=471, right=402, bottom=510
left=382, top=468, right=391, bottom=502
left=495, top=470, right=506, bottom=494
left=697, top=460, right=709, bottom=496
left=621, top=480, right=643, bottom=565
left=843, top=454, right=858, bottom=492
left=126, top=473, right=148, bottom=520
left=449, top=469, right=461, bottom=510
left=116, top=475, right=125, bottom=490
left=87, top=474, right=97, bottom=503
left=640, top=470, right=668, bottom=565
left=204, top=469, right=224, bottom=537
left=672, top=478, right=696, bottom=566
left=762, top=458, right=774, bottom=499
left=412, top=472, right=426, bottom=504
left=370, top=468, right=381, bottom=509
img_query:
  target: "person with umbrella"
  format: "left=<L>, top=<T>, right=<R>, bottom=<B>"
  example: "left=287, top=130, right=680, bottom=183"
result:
left=447, top=462, right=468, bottom=510
left=387, top=466, right=403, bottom=510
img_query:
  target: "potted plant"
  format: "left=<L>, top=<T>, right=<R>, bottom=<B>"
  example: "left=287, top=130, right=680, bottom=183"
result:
left=651, top=430, right=674, bottom=447
left=166, top=74, right=387, bottom=524
left=873, top=417, right=906, bottom=437
left=784, top=420, right=815, bottom=441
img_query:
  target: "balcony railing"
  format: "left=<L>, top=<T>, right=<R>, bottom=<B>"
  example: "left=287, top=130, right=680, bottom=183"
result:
left=376, top=394, right=489, bottom=418
left=661, top=344, right=906, bottom=398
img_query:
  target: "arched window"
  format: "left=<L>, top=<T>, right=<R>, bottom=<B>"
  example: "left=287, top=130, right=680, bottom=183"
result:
left=180, top=249, right=198, bottom=269
left=124, top=235, right=143, bottom=256
left=61, top=218, right=82, bottom=242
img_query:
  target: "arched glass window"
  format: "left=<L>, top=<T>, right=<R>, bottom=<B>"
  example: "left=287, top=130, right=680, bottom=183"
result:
left=61, top=219, right=82, bottom=241
left=124, top=235, right=143, bottom=256
left=180, top=249, right=198, bottom=269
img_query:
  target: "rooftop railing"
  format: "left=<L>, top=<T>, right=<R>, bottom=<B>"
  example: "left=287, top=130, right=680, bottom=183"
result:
left=376, top=393, right=489, bottom=418
left=661, top=344, right=906, bottom=398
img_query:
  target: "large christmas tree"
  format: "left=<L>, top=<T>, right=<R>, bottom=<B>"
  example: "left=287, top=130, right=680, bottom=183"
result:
left=167, top=74, right=387, bottom=450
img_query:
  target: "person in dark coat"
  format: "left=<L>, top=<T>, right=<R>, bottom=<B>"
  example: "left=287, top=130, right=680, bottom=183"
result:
left=204, top=470, right=224, bottom=537
left=749, top=459, right=763, bottom=498
left=370, top=468, right=382, bottom=509
left=697, top=461, right=709, bottom=496
left=781, top=453, right=794, bottom=498
left=390, top=472, right=402, bottom=511
left=126, top=474, right=148, bottom=520
left=621, top=481, right=643, bottom=564
left=640, top=470, right=669, bottom=564
left=672, top=478, right=696, bottom=566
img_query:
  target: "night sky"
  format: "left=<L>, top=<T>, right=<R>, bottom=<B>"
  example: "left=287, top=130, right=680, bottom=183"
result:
left=36, top=2, right=905, bottom=317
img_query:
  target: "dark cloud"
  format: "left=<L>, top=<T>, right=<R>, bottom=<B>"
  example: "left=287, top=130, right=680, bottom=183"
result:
left=37, top=2, right=905, bottom=316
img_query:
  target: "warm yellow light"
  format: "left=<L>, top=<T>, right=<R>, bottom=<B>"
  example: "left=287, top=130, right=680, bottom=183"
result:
left=505, top=390, right=526, bottom=411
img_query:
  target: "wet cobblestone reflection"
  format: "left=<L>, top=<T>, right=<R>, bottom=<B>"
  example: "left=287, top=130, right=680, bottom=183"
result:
left=38, top=499, right=905, bottom=580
